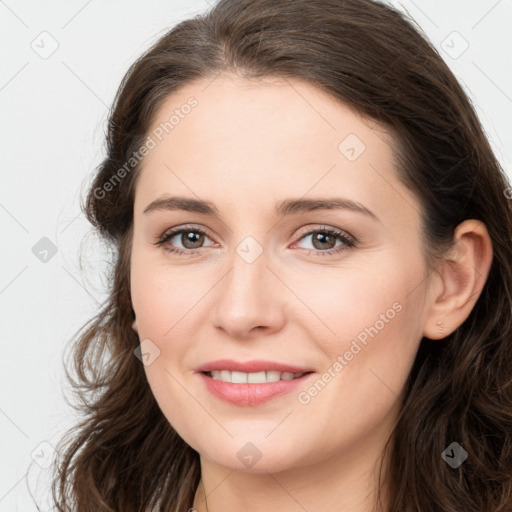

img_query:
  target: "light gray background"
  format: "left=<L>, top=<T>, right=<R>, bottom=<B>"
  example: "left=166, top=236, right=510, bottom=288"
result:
left=1, top=1, right=511, bottom=510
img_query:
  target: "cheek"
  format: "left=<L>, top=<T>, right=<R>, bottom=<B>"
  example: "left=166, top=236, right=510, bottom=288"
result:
left=281, top=255, right=425, bottom=356
left=130, top=251, right=207, bottom=339
left=290, top=257, right=426, bottom=411
left=290, top=281, right=422, bottom=461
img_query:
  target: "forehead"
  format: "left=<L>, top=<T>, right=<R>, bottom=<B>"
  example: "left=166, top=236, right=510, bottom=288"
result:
left=134, top=74, right=417, bottom=230
left=147, top=74, right=385, bottom=160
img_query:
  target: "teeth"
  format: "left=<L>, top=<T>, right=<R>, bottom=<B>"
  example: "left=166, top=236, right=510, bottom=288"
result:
left=220, top=370, right=231, bottom=382
left=247, top=371, right=266, bottom=383
left=266, top=371, right=281, bottom=382
left=209, top=370, right=305, bottom=383
left=231, top=371, right=247, bottom=384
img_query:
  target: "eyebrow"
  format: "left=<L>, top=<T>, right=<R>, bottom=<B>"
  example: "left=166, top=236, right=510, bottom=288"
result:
left=143, top=195, right=379, bottom=221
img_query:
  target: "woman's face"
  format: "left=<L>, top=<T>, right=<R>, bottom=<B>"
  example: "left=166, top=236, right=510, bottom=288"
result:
left=130, top=74, right=432, bottom=473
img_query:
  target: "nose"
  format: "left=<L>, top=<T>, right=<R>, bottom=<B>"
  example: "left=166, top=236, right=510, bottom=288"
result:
left=211, top=247, right=287, bottom=339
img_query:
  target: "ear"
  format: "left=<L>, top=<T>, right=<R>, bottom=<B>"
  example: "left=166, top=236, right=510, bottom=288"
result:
left=132, top=318, right=139, bottom=334
left=423, top=219, right=493, bottom=340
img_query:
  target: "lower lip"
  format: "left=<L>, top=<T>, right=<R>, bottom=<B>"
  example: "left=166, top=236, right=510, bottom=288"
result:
left=198, top=372, right=314, bottom=406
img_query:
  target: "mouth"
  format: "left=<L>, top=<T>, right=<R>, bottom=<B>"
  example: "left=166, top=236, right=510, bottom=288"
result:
left=203, top=369, right=312, bottom=383
left=197, top=366, right=316, bottom=406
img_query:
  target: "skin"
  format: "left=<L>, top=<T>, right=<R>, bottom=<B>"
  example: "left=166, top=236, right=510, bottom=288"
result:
left=130, top=73, right=493, bottom=512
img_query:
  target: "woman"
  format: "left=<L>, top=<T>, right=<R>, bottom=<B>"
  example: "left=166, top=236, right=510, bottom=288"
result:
left=51, top=0, right=512, bottom=510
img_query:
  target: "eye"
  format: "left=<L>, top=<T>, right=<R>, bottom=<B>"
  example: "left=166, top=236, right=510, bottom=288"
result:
left=154, top=225, right=217, bottom=255
left=293, top=226, right=356, bottom=256
left=154, top=224, right=356, bottom=257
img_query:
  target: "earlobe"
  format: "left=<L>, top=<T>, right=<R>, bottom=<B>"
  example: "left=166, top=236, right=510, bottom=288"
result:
left=132, top=318, right=139, bottom=334
left=423, top=220, right=493, bottom=340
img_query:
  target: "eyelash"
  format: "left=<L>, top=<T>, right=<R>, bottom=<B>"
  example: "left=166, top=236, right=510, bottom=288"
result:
left=154, top=224, right=356, bottom=257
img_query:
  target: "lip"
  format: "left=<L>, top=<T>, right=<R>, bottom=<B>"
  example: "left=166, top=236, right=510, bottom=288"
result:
left=195, top=359, right=316, bottom=406
left=195, top=359, right=314, bottom=374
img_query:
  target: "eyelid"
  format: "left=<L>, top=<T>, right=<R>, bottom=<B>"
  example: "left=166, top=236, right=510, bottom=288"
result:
left=155, top=223, right=216, bottom=243
left=293, top=224, right=355, bottom=244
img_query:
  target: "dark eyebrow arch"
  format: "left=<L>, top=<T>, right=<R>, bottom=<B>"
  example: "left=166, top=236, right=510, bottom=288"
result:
left=143, top=195, right=379, bottom=221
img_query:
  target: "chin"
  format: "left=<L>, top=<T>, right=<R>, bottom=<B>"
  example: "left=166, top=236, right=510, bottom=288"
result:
left=194, top=437, right=310, bottom=474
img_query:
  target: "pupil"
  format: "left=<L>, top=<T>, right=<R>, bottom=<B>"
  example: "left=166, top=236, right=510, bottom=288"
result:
left=183, top=231, right=204, bottom=249
left=313, top=232, right=334, bottom=250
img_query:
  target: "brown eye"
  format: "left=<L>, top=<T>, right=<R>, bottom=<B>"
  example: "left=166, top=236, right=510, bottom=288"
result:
left=294, top=227, right=356, bottom=256
left=311, top=231, right=337, bottom=250
left=178, top=230, right=205, bottom=249
left=155, top=226, right=216, bottom=255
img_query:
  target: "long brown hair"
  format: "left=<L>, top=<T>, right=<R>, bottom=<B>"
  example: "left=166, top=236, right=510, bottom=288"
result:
left=49, top=0, right=512, bottom=510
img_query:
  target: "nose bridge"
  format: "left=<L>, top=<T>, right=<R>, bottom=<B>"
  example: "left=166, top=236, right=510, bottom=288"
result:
left=212, top=236, right=284, bottom=336
left=222, top=241, right=270, bottom=312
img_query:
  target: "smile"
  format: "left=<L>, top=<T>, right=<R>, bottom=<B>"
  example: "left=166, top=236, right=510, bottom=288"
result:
left=206, top=370, right=307, bottom=383
left=198, top=370, right=315, bottom=406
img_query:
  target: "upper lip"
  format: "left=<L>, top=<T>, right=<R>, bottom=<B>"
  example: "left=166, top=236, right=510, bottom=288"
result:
left=196, top=359, right=314, bottom=374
